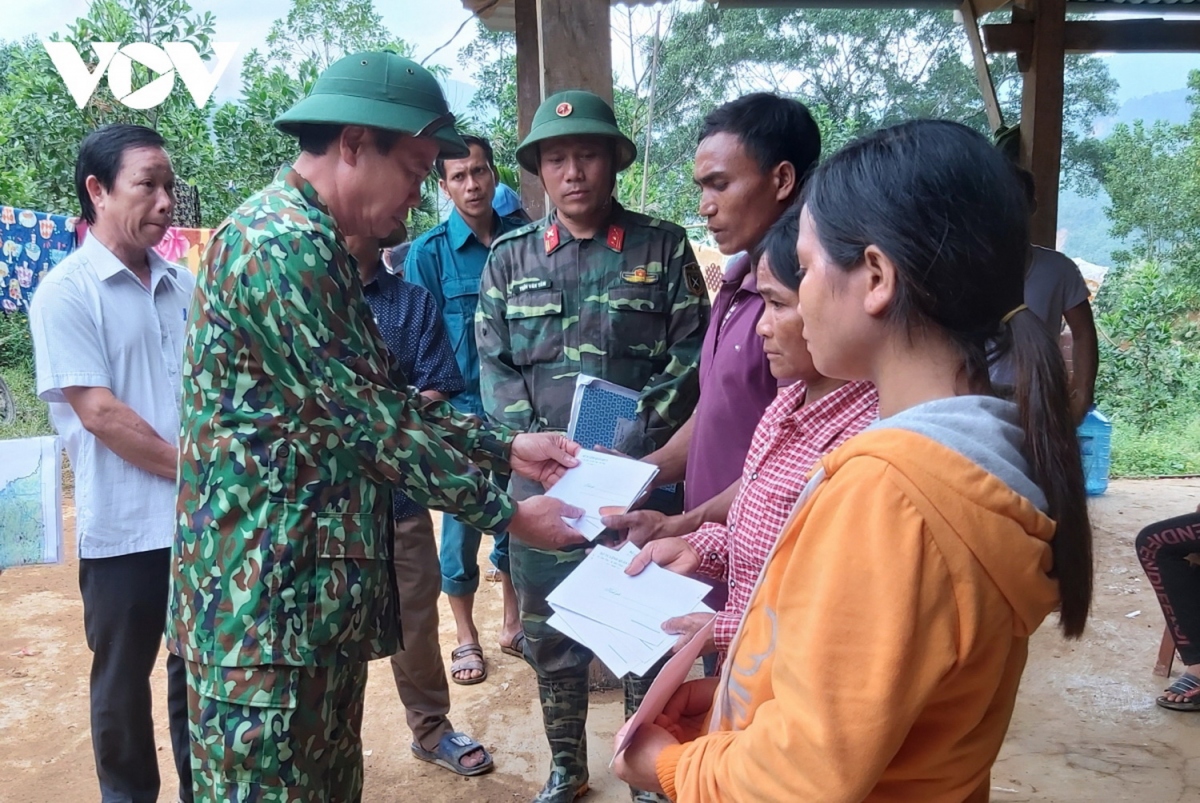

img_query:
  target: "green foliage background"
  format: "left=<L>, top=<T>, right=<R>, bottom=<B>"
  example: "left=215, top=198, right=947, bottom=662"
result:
left=0, top=311, right=51, bottom=439
left=1091, top=74, right=1200, bottom=476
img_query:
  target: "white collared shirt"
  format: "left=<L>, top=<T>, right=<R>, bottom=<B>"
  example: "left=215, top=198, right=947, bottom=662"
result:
left=29, top=234, right=195, bottom=559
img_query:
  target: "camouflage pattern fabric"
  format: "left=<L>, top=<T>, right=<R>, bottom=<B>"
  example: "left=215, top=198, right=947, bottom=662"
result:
left=534, top=676, right=590, bottom=803
left=510, top=540, right=591, bottom=680
left=476, top=201, right=709, bottom=457
left=186, top=660, right=366, bottom=802
left=168, top=164, right=520, bottom=671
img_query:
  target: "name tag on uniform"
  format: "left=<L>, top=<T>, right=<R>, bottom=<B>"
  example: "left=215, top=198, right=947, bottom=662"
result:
left=509, top=278, right=552, bottom=295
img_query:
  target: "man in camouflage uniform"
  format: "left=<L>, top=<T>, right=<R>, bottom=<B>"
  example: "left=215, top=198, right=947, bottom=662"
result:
left=168, top=53, right=586, bottom=802
left=476, top=90, right=710, bottom=803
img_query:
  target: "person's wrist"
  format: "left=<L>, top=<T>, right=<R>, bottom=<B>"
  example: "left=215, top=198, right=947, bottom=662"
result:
left=676, top=508, right=703, bottom=537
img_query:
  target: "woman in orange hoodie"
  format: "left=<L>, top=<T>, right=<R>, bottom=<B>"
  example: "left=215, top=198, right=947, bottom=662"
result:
left=614, top=120, right=1093, bottom=802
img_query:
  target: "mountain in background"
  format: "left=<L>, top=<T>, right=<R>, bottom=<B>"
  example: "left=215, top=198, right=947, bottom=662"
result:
left=1061, top=87, right=1192, bottom=265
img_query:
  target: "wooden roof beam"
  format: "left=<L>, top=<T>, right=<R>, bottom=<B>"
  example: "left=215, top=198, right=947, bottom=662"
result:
left=983, top=18, right=1200, bottom=54
left=960, top=0, right=1005, bottom=132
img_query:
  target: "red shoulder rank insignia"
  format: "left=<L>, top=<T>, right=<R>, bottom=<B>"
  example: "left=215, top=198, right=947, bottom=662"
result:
left=606, top=224, right=625, bottom=252
left=543, top=224, right=560, bottom=254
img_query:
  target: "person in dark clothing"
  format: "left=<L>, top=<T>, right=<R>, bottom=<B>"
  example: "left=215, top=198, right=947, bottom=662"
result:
left=347, top=231, right=496, bottom=776
left=1136, top=506, right=1200, bottom=711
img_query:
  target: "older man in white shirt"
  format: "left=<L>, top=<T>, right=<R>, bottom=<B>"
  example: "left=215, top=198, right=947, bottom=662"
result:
left=29, top=124, right=193, bottom=803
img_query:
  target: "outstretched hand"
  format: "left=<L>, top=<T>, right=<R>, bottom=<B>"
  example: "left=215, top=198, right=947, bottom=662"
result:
left=625, top=536, right=701, bottom=578
left=508, top=496, right=588, bottom=551
left=612, top=723, right=677, bottom=795
left=612, top=678, right=719, bottom=793
left=601, top=508, right=690, bottom=548
left=663, top=611, right=716, bottom=655
left=510, top=433, right=580, bottom=488
left=657, top=677, right=720, bottom=743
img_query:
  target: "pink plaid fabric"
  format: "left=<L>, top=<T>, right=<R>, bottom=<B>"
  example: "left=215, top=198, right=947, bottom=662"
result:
left=684, top=379, right=879, bottom=651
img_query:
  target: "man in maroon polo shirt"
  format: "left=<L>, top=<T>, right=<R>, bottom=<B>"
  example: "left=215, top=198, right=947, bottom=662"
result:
left=604, top=93, right=821, bottom=541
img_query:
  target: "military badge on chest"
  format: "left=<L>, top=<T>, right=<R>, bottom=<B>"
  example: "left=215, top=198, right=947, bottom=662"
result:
left=621, top=266, right=661, bottom=285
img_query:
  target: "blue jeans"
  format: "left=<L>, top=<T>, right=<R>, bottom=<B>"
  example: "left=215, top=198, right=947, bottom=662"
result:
left=439, top=472, right=511, bottom=597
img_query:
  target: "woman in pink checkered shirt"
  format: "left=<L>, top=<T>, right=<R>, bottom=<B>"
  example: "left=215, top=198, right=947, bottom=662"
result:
left=615, top=210, right=879, bottom=659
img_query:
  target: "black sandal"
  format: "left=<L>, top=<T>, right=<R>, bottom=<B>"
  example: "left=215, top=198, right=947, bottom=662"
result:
left=1156, top=672, right=1200, bottom=711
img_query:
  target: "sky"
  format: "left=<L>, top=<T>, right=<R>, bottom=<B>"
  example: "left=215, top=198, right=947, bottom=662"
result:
left=3, top=0, right=487, bottom=110
left=5, top=0, right=1200, bottom=111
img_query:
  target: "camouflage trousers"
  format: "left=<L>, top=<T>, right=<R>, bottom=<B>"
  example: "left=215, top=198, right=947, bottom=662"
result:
left=185, top=660, right=367, bottom=802
left=510, top=539, right=668, bottom=803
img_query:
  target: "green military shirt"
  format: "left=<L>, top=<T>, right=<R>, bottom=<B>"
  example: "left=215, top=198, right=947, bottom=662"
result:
left=476, top=201, right=709, bottom=459
left=169, top=165, right=518, bottom=668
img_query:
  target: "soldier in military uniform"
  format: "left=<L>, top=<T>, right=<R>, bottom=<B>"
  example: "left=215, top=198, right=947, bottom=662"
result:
left=168, top=53, right=588, bottom=802
left=476, top=90, right=711, bottom=803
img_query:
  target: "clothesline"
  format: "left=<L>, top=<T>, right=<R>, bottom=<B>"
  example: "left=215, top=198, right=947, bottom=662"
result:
left=0, top=202, right=210, bottom=314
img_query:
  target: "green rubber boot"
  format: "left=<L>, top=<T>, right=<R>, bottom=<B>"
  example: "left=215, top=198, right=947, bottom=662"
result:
left=533, top=677, right=590, bottom=803
left=625, top=672, right=671, bottom=803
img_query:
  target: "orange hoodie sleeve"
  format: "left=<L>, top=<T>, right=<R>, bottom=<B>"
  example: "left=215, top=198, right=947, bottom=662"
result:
left=660, top=456, right=961, bottom=802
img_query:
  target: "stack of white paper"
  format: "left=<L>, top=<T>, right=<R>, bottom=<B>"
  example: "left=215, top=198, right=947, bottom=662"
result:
left=545, top=449, right=659, bottom=540
left=547, top=542, right=713, bottom=678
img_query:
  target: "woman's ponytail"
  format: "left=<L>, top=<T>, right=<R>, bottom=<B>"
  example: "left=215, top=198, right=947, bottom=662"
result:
left=1007, top=307, right=1093, bottom=638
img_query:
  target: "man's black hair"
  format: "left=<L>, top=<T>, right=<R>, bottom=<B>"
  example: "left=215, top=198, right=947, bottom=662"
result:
left=699, top=93, right=821, bottom=197
left=75, top=124, right=166, bottom=224
left=436, top=134, right=496, bottom=180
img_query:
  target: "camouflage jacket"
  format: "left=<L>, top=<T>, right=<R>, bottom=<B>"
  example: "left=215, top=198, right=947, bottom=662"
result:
left=476, top=202, right=709, bottom=458
left=168, top=165, right=517, bottom=668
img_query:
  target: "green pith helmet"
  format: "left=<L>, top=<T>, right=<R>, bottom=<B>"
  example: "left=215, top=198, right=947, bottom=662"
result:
left=515, top=90, right=637, bottom=176
left=275, top=51, right=467, bottom=159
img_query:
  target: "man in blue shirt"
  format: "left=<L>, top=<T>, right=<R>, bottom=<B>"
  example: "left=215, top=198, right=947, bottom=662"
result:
left=405, top=135, right=527, bottom=684
left=349, top=232, right=493, bottom=777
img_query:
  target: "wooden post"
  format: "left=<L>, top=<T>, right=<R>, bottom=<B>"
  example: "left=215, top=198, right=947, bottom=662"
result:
left=536, top=0, right=614, bottom=102
left=514, top=0, right=544, bottom=219
left=1155, top=625, right=1177, bottom=678
left=1017, top=0, right=1067, bottom=248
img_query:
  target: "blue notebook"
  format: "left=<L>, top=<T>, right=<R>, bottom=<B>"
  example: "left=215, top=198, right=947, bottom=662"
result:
left=567, top=375, right=676, bottom=493
left=567, top=375, right=639, bottom=451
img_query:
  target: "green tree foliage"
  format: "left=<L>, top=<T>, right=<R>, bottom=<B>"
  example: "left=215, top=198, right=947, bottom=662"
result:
left=0, top=0, right=423, bottom=228
left=0, top=0, right=217, bottom=219
left=1094, top=261, right=1200, bottom=433
left=458, top=26, right=519, bottom=176
left=1100, top=72, right=1200, bottom=272
left=265, top=0, right=393, bottom=71
left=209, top=51, right=314, bottom=211
left=1093, top=74, right=1200, bottom=474
left=463, top=5, right=1116, bottom=226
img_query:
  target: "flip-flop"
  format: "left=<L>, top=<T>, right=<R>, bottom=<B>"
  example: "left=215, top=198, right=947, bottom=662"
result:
left=450, top=643, right=487, bottom=686
left=411, top=731, right=494, bottom=777
left=500, top=631, right=527, bottom=660
left=1156, top=672, right=1200, bottom=711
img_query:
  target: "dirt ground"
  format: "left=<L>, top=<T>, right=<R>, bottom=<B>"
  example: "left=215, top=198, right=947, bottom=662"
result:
left=1, top=478, right=1199, bottom=803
